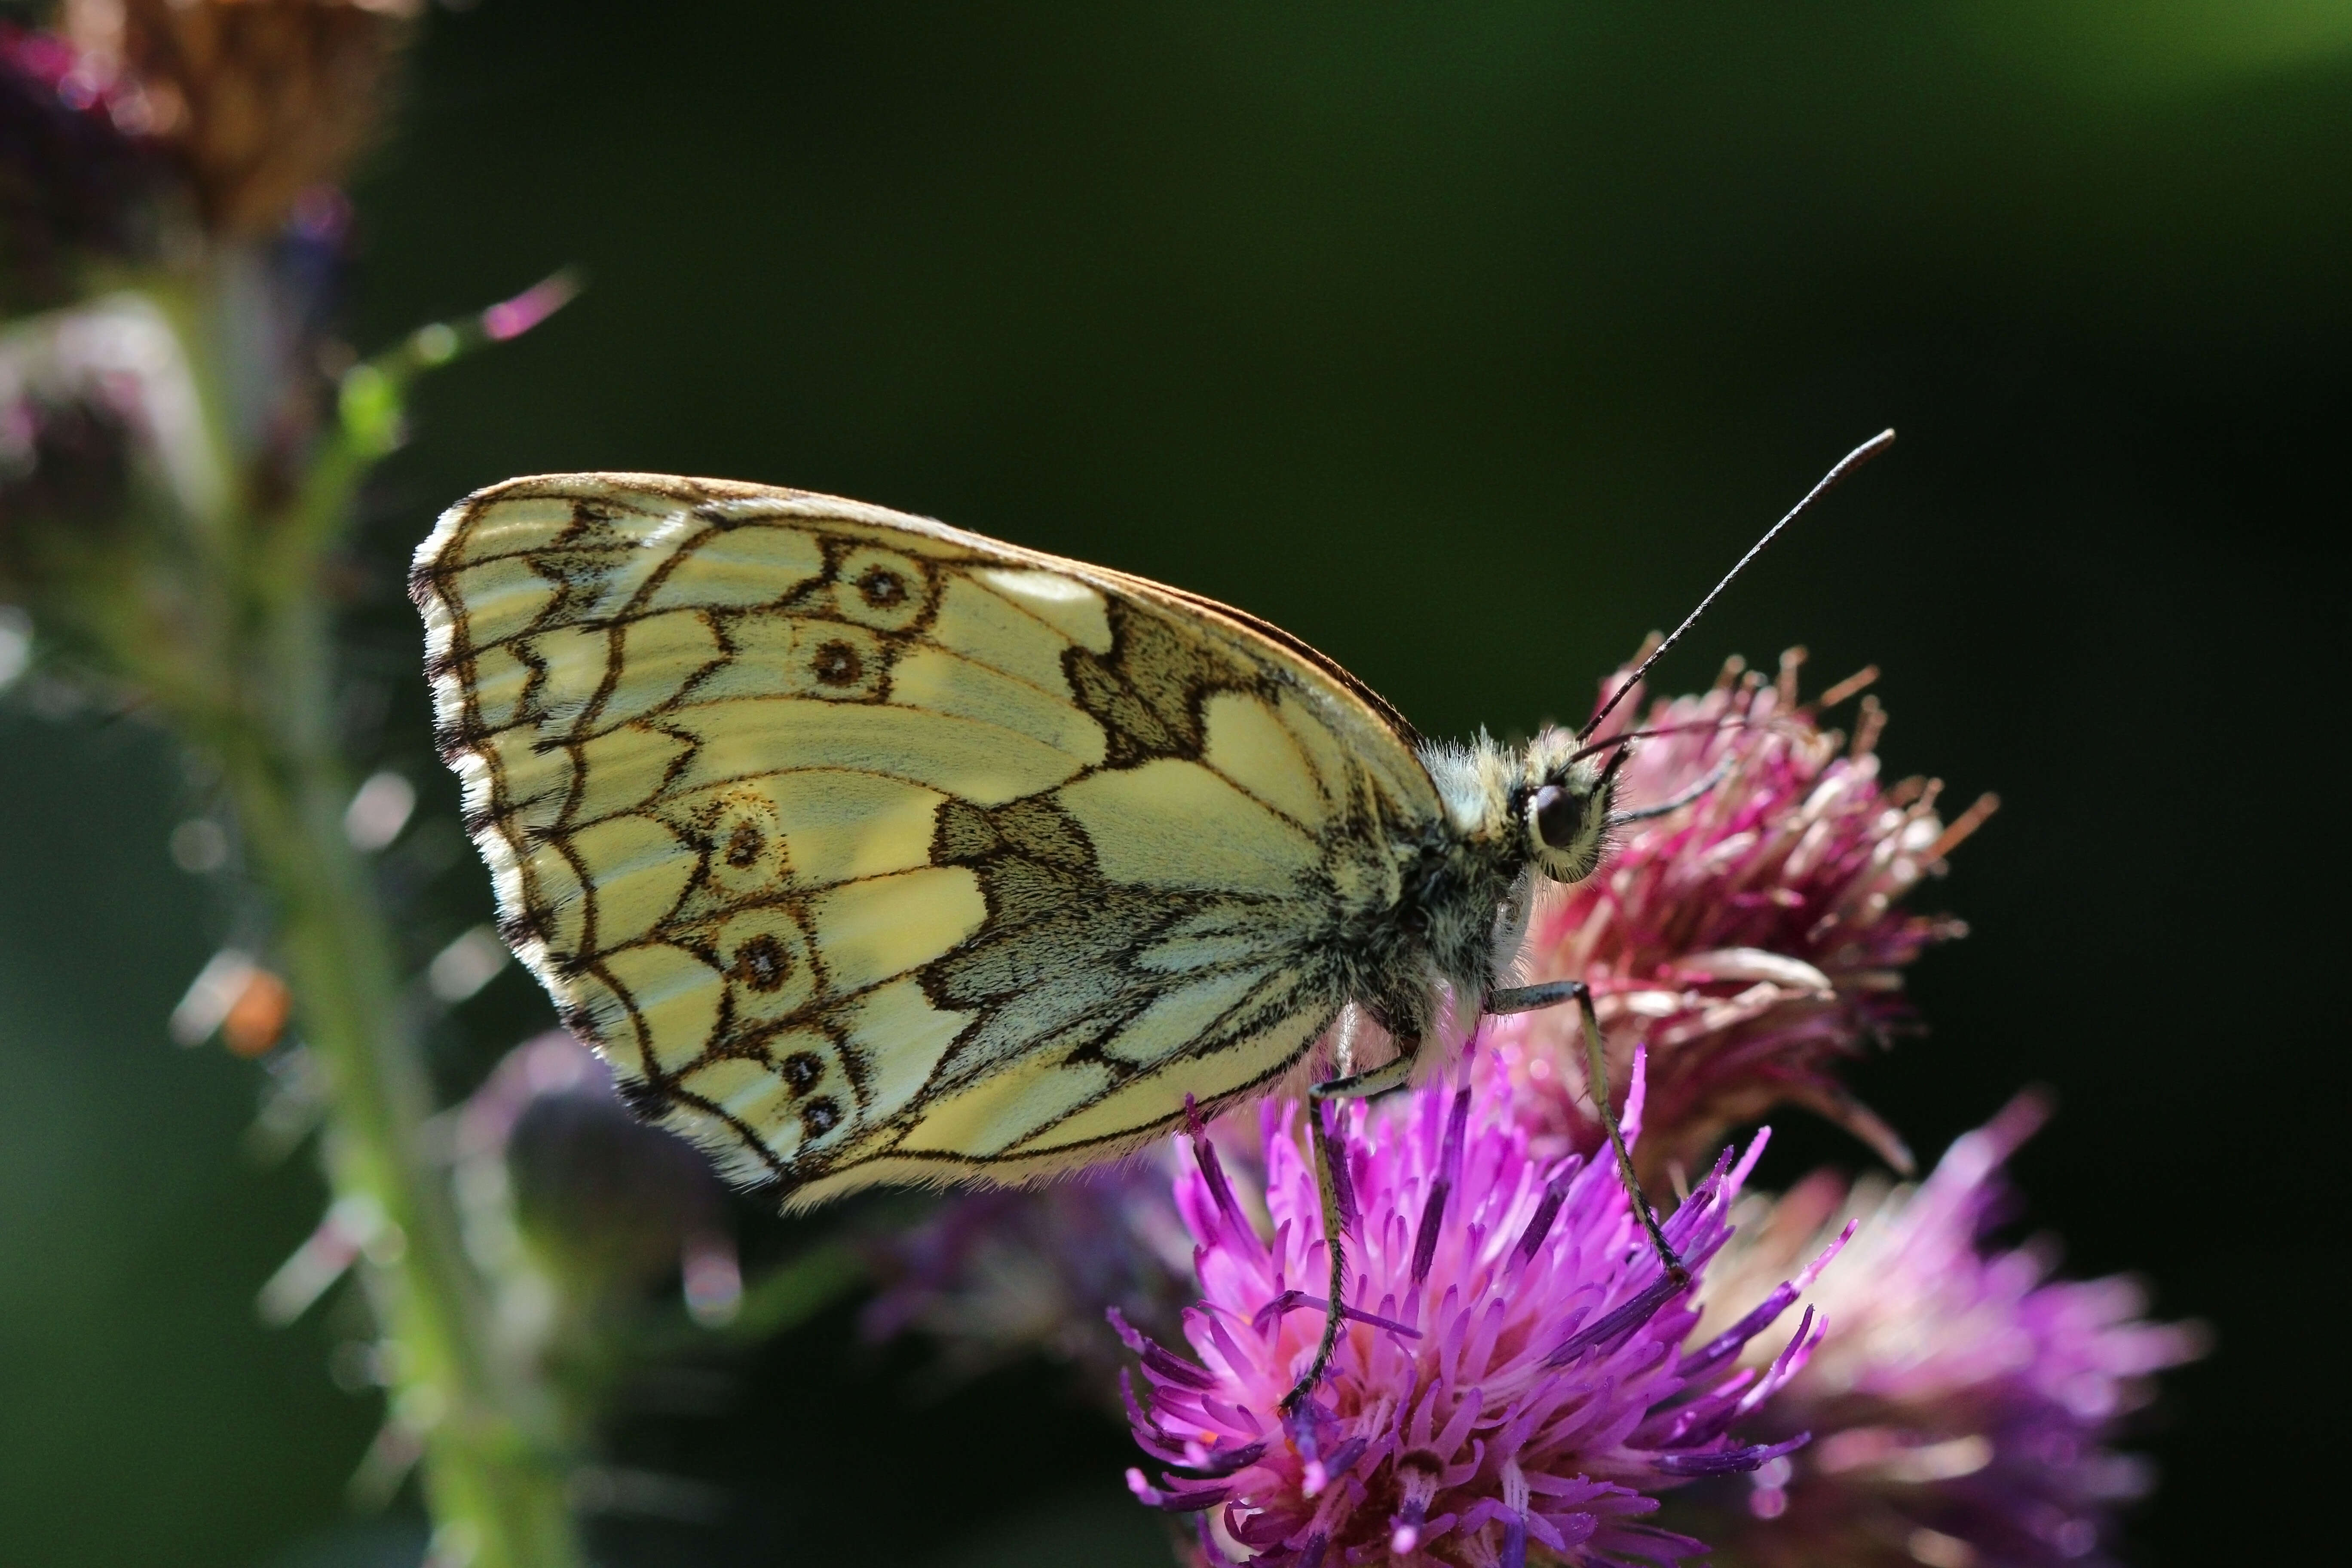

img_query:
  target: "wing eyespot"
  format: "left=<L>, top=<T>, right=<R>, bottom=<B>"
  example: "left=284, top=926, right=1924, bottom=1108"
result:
left=857, top=567, right=907, bottom=609
left=700, top=786, right=791, bottom=898
left=829, top=545, right=933, bottom=631
left=707, top=909, right=818, bottom=1020
left=810, top=638, right=864, bottom=687
left=732, top=932, right=793, bottom=992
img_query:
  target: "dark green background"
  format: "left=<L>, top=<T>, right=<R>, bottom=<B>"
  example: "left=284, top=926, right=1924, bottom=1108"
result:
left=3, top=3, right=2344, bottom=1562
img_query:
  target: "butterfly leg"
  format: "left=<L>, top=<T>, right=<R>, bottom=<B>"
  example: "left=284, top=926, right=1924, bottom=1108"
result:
left=1488, top=980, right=1689, bottom=1289
left=1278, top=1043, right=1421, bottom=1414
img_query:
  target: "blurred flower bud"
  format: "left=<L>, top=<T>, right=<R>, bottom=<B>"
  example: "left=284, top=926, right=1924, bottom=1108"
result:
left=0, top=291, right=224, bottom=670
left=862, top=1159, right=1200, bottom=1401
left=219, top=963, right=291, bottom=1057
left=455, top=1033, right=739, bottom=1326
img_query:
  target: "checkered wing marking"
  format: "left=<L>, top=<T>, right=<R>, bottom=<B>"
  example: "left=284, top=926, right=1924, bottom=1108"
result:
left=413, top=473, right=1440, bottom=1202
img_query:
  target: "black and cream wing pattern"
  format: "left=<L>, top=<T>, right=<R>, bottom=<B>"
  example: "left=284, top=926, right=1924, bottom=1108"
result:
left=413, top=474, right=1444, bottom=1201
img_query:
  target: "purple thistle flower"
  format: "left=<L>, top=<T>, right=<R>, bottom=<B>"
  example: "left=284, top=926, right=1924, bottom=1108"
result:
left=1668, top=1096, right=2205, bottom=1568
left=861, top=657, right=1979, bottom=1412
left=1122, top=1060, right=1837, bottom=1567
left=1498, top=650, right=1997, bottom=1185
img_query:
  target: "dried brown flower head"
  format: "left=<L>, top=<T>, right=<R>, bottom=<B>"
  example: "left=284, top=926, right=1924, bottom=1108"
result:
left=63, top=0, right=416, bottom=237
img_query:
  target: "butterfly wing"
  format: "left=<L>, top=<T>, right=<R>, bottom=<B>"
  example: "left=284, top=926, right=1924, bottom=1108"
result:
left=413, top=473, right=1441, bottom=1202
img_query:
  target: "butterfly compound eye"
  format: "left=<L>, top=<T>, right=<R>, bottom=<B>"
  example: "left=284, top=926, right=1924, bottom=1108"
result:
left=1531, top=784, right=1584, bottom=851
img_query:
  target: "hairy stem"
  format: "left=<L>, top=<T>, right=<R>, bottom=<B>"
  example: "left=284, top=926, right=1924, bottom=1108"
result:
left=214, top=607, right=577, bottom=1568
left=162, top=260, right=581, bottom=1568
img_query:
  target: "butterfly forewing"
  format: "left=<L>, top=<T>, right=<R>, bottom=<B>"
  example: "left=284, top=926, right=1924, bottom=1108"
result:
left=413, top=473, right=1439, bottom=1200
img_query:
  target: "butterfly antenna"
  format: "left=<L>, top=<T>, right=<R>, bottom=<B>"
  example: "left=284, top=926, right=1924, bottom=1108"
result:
left=1568, top=714, right=1755, bottom=765
left=1578, top=429, right=1896, bottom=742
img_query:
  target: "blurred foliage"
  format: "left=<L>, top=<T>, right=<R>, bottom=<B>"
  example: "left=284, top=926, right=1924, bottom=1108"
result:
left=0, top=2, right=2343, bottom=1564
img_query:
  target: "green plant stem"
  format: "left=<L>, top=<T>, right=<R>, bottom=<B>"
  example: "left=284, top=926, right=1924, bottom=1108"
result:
left=116, top=253, right=586, bottom=1568
left=213, top=582, right=580, bottom=1568
left=37, top=258, right=592, bottom=1565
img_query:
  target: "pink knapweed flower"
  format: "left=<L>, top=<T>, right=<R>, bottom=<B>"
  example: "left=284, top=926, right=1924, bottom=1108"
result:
left=1499, top=651, right=1996, bottom=1184
left=1121, top=1060, right=1838, bottom=1567
left=1670, top=1096, right=2205, bottom=1568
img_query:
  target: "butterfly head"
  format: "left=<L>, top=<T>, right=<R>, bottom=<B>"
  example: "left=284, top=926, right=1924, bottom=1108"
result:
left=1514, top=726, right=1622, bottom=885
left=1421, top=727, right=1623, bottom=887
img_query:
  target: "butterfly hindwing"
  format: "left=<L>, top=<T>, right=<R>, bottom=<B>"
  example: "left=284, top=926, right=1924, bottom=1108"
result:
left=413, top=473, right=1440, bottom=1200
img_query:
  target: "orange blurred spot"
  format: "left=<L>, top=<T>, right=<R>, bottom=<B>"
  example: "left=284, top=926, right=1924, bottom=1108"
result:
left=222, top=968, right=292, bottom=1058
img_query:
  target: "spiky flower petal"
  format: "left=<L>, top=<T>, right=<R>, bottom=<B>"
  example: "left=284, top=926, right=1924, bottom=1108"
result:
left=1499, top=651, right=1995, bottom=1184
left=1123, top=1061, right=1835, bottom=1567
left=1669, top=1097, right=2205, bottom=1568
